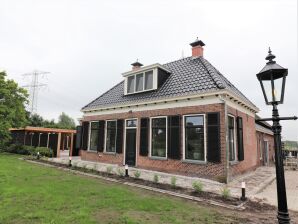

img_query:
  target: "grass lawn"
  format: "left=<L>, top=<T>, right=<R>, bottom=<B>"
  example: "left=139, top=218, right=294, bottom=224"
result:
left=0, top=153, right=245, bottom=224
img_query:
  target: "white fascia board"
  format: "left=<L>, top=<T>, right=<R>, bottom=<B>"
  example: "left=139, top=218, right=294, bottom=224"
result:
left=122, top=63, right=171, bottom=77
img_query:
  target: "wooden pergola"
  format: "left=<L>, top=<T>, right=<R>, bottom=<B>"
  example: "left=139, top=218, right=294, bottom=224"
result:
left=10, top=126, right=76, bottom=158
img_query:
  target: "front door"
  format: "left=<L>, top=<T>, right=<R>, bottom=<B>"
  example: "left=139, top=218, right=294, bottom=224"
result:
left=125, top=119, right=137, bottom=166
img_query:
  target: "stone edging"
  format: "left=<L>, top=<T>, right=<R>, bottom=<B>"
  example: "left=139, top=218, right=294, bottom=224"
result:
left=24, top=159, right=246, bottom=211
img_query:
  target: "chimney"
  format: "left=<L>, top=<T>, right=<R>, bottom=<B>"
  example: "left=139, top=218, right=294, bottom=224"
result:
left=190, top=38, right=205, bottom=57
left=131, top=60, right=143, bottom=70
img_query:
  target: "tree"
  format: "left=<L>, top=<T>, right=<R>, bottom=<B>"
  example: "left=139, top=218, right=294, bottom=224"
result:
left=57, top=112, right=76, bottom=129
left=0, top=71, right=28, bottom=147
left=28, top=113, right=44, bottom=127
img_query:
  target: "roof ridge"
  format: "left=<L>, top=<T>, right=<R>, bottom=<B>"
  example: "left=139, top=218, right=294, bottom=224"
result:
left=198, top=57, right=225, bottom=89
left=81, top=81, right=124, bottom=110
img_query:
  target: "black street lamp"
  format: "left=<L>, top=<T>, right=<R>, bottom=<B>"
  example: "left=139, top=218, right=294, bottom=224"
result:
left=256, top=48, right=297, bottom=224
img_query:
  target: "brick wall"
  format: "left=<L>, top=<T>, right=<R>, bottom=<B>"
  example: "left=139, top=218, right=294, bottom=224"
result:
left=227, top=106, right=258, bottom=178
left=256, top=131, right=275, bottom=166
left=80, top=102, right=265, bottom=182
left=81, top=103, right=227, bottom=181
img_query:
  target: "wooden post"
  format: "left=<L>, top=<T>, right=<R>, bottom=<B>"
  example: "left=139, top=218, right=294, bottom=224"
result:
left=47, top=133, right=50, bottom=148
left=70, top=133, right=74, bottom=157
left=57, top=132, right=61, bottom=158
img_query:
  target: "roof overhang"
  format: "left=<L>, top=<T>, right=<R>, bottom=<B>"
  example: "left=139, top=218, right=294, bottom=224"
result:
left=81, top=89, right=259, bottom=115
left=9, top=126, right=76, bottom=134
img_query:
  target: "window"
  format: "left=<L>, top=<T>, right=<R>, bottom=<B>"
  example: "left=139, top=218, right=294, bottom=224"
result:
left=105, top=120, right=117, bottom=153
left=145, top=71, right=153, bottom=90
left=127, top=76, right=135, bottom=93
left=136, top=73, right=144, bottom=92
left=228, top=116, right=236, bottom=161
left=151, top=117, right=167, bottom=157
left=126, top=119, right=137, bottom=128
left=126, top=70, right=154, bottom=94
left=89, top=122, right=99, bottom=151
left=184, top=115, right=205, bottom=161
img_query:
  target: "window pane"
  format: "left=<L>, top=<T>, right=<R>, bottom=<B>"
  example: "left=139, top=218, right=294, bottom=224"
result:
left=152, top=117, right=166, bottom=127
left=106, top=121, right=116, bottom=153
left=228, top=116, right=234, bottom=128
left=126, top=119, right=137, bottom=127
left=91, top=122, right=99, bottom=129
left=107, top=120, right=116, bottom=129
left=185, top=127, right=204, bottom=160
left=145, top=71, right=153, bottom=90
left=228, top=116, right=235, bottom=161
left=151, top=128, right=166, bottom=157
left=90, top=129, right=99, bottom=151
left=186, top=116, right=204, bottom=127
left=136, top=73, right=144, bottom=92
left=127, top=76, right=135, bottom=93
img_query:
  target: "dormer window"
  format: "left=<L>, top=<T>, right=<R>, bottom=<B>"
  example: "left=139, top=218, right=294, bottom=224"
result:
left=123, top=63, right=170, bottom=95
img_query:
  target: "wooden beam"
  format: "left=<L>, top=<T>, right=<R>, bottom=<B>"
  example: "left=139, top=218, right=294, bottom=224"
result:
left=57, top=133, right=61, bottom=158
left=70, top=133, right=74, bottom=157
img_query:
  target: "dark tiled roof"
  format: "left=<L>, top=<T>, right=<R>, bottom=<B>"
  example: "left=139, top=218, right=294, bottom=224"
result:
left=82, top=57, right=256, bottom=111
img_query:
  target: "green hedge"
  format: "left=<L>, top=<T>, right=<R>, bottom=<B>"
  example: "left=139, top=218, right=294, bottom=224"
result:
left=4, top=144, right=52, bottom=157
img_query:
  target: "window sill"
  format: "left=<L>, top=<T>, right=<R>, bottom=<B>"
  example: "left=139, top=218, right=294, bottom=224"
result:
left=149, top=156, right=167, bottom=161
left=103, top=152, right=117, bottom=155
left=182, top=159, right=207, bottom=165
left=229, top=160, right=239, bottom=166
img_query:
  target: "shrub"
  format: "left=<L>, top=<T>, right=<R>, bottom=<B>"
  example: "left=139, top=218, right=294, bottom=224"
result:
left=170, top=176, right=177, bottom=188
left=221, top=187, right=231, bottom=199
left=35, top=147, right=52, bottom=157
left=153, top=174, right=159, bottom=183
left=134, top=170, right=141, bottom=179
left=192, top=181, right=203, bottom=193
left=106, top=166, right=113, bottom=174
left=6, top=144, right=31, bottom=155
left=117, top=167, right=124, bottom=177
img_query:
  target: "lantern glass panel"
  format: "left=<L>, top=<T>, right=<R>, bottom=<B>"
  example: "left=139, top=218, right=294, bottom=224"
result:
left=262, top=80, right=272, bottom=103
left=273, top=77, right=283, bottom=102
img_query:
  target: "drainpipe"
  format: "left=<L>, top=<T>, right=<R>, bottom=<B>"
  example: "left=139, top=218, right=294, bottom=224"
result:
left=219, top=94, right=230, bottom=183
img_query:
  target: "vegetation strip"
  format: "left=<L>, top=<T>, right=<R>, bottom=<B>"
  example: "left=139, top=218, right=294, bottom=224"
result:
left=25, top=158, right=247, bottom=211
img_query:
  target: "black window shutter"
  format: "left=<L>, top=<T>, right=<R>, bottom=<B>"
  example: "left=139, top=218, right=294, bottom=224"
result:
left=207, top=113, right=221, bottom=163
left=82, top=122, right=89, bottom=150
left=116, top=120, right=124, bottom=154
left=97, top=121, right=105, bottom=152
left=75, top=125, right=82, bottom=149
left=140, top=118, right=149, bottom=156
left=168, top=115, right=181, bottom=160
left=237, top=116, right=244, bottom=161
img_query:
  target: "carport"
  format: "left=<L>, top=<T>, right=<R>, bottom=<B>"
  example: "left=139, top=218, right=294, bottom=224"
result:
left=10, top=126, right=76, bottom=158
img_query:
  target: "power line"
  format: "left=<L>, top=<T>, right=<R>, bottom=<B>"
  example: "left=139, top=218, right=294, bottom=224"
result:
left=22, top=70, right=50, bottom=114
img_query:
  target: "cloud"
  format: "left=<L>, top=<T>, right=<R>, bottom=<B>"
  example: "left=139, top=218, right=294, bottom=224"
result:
left=1, top=0, right=297, bottom=139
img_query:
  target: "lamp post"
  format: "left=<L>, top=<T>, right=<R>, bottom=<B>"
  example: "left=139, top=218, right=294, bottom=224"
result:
left=256, top=48, right=297, bottom=224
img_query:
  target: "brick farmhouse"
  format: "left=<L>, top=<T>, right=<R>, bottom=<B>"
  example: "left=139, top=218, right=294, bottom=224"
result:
left=77, top=39, right=274, bottom=182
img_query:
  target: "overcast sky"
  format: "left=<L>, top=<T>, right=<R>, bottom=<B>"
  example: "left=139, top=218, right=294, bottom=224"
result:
left=1, top=0, right=297, bottom=140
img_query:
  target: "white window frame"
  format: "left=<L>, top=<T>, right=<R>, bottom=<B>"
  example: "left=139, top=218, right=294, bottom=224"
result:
left=123, top=118, right=138, bottom=166
left=88, top=121, right=99, bottom=152
left=125, top=69, right=157, bottom=95
left=228, top=114, right=237, bottom=162
left=182, top=114, right=207, bottom=163
left=149, top=116, right=168, bottom=159
left=104, top=120, right=117, bottom=153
